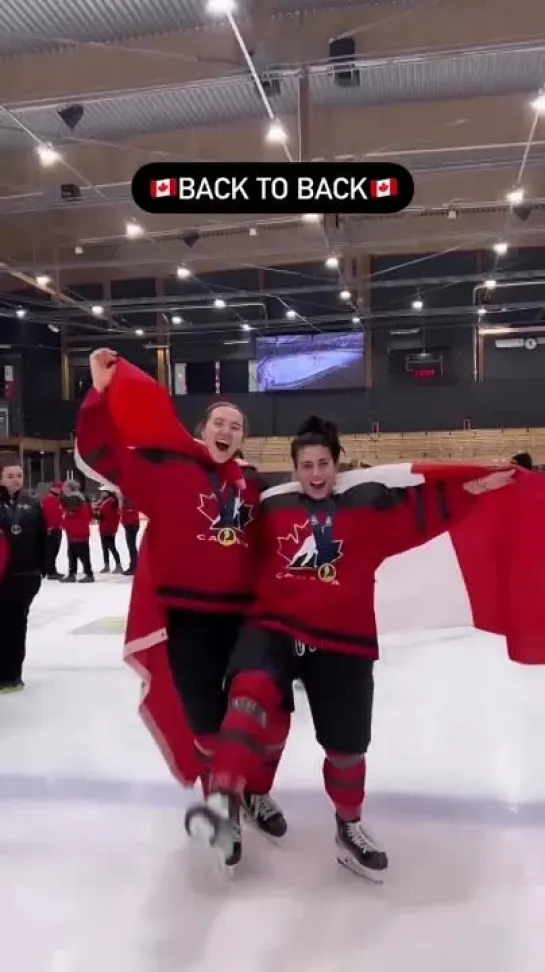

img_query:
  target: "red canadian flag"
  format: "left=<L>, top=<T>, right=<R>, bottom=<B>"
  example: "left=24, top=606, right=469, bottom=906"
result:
left=370, top=178, right=398, bottom=198
left=150, top=178, right=177, bottom=198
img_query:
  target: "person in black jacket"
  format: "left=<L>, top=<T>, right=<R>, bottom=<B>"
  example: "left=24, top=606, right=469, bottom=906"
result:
left=0, top=452, right=47, bottom=692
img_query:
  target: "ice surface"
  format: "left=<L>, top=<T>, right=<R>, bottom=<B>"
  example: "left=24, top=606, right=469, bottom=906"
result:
left=1, top=529, right=545, bottom=972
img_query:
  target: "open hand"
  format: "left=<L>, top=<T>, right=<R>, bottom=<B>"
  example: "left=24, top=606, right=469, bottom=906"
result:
left=90, top=348, right=118, bottom=393
left=463, top=469, right=516, bottom=495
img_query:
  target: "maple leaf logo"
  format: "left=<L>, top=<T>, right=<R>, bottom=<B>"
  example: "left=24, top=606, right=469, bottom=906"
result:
left=197, top=487, right=253, bottom=540
left=277, top=522, right=312, bottom=564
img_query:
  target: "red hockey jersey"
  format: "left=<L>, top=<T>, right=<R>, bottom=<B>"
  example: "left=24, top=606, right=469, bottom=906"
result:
left=42, top=486, right=63, bottom=531
left=76, top=360, right=263, bottom=614
left=250, top=469, right=490, bottom=656
left=60, top=495, right=92, bottom=542
left=121, top=501, right=140, bottom=528
left=95, top=492, right=120, bottom=536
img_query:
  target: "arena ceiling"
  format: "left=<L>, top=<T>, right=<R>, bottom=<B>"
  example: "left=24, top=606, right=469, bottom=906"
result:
left=0, top=0, right=545, bottom=334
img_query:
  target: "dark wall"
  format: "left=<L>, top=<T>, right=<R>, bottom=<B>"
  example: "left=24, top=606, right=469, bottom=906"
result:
left=482, top=340, right=545, bottom=380
left=174, top=379, right=545, bottom=437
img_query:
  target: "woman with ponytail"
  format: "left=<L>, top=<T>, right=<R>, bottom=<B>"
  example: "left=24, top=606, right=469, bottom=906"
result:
left=75, top=350, right=288, bottom=868
left=185, top=415, right=521, bottom=880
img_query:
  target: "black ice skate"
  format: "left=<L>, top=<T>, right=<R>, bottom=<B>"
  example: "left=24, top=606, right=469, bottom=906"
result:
left=335, top=816, right=388, bottom=882
left=241, top=791, right=287, bottom=839
left=185, top=793, right=242, bottom=871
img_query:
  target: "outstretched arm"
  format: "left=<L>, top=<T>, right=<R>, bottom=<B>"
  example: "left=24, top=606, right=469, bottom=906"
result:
left=378, top=468, right=515, bottom=561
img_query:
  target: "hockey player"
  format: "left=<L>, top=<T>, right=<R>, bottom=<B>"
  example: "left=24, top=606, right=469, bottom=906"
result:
left=75, top=350, right=289, bottom=865
left=184, top=416, right=522, bottom=878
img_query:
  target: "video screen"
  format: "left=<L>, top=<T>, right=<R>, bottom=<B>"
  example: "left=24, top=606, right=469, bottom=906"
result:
left=256, top=331, right=364, bottom=391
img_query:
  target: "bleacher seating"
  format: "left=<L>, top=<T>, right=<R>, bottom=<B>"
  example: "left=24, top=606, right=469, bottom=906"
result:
left=243, top=428, right=545, bottom=472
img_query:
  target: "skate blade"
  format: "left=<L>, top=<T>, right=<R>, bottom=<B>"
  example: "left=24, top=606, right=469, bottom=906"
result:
left=186, top=816, right=235, bottom=885
left=336, top=851, right=386, bottom=884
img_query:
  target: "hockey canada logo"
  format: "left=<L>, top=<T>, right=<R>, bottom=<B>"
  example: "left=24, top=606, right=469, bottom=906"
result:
left=197, top=487, right=253, bottom=547
left=277, top=521, right=343, bottom=583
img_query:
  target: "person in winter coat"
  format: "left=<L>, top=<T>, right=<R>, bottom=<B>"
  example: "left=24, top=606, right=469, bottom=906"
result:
left=60, top=481, right=94, bottom=583
left=0, top=452, right=47, bottom=691
left=95, top=486, right=123, bottom=573
left=512, top=451, right=533, bottom=470
left=42, top=482, right=63, bottom=579
left=120, top=498, right=140, bottom=575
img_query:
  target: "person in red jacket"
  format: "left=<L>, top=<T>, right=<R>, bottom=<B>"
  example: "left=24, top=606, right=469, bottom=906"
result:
left=60, top=481, right=94, bottom=583
left=95, top=486, right=123, bottom=573
left=75, top=349, right=288, bottom=865
left=184, top=416, right=517, bottom=878
left=42, top=482, right=63, bottom=579
left=120, top=497, right=140, bottom=575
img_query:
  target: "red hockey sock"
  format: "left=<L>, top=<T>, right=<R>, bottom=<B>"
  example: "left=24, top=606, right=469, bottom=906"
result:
left=323, top=752, right=366, bottom=821
left=194, top=734, right=216, bottom=797
left=248, top=708, right=290, bottom=795
left=209, top=671, right=282, bottom=796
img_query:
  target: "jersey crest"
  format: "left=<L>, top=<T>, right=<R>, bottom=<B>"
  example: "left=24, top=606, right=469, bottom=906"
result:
left=198, top=486, right=253, bottom=547
left=277, top=520, right=343, bottom=583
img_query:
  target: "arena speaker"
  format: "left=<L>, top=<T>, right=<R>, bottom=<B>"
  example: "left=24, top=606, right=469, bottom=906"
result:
left=328, top=36, right=360, bottom=88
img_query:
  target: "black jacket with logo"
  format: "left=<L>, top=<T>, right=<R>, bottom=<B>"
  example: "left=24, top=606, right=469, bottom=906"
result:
left=0, top=487, right=48, bottom=580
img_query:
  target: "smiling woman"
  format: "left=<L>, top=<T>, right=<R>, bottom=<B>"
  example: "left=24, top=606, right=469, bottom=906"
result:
left=196, top=401, right=248, bottom=464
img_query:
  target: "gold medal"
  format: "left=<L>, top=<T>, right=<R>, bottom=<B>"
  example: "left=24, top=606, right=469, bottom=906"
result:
left=317, top=563, right=336, bottom=583
left=10, top=524, right=22, bottom=535
left=217, top=527, right=236, bottom=546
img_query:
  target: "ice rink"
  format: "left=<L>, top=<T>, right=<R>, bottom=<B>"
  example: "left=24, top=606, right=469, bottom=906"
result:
left=2, top=528, right=545, bottom=972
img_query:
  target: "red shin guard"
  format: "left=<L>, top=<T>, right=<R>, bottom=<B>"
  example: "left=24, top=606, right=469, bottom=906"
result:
left=209, top=672, right=282, bottom=795
left=323, top=752, right=366, bottom=821
left=248, top=707, right=291, bottom=795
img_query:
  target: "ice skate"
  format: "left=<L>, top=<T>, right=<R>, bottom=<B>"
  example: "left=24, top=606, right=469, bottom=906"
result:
left=185, top=792, right=242, bottom=875
left=241, top=791, right=287, bottom=839
left=335, top=816, right=388, bottom=883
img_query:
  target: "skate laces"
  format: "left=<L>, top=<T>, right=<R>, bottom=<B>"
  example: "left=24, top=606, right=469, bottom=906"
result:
left=250, top=794, right=280, bottom=821
left=344, top=821, right=376, bottom=852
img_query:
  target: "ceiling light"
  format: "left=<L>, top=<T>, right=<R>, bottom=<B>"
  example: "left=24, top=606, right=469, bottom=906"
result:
left=135, top=328, right=144, bottom=337
left=506, top=187, right=524, bottom=205
left=74, top=245, right=84, bottom=255
left=484, top=278, right=497, bottom=290
left=339, top=289, right=351, bottom=301
left=265, top=120, right=288, bottom=144
left=285, top=309, right=297, bottom=319
left=325, top=256, right=339, bottom=269
left=36, top=143, right=60, bottom=166
left=171, top=315, right=182, bottom=325
left=176, top=265, right=190, bottom=279
left=249, top=227, right=257, bottom=237
left=352, top=316, right=361, bottom=324
left=477, top=307, right=487, bottom=317
left=493, top=241, right=508, bottom=256
left=91, top=305, right=104, bottom=316
left=531, top=92, right=545, bottom=114
left=411, top=298, right=423, bottom=311
left=206, top=0, right=236, bottom=14
left=302, top=213, right=320, bottom=223
left=242, top=323, right=252, bottom=331
left=214, top=298, right=226, bottom=309
left=48, top=324, right=59, bottom=333
left=15, top=308, right=26, bottom=319
left=125, top=220, right=143, bottom=239
left=36, top=275, right=51, bottom=288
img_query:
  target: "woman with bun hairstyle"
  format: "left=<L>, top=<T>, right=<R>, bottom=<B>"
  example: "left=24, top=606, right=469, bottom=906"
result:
left=185, top=416, right=520, bottom=879
left=75, top=350, right=288, bottom=866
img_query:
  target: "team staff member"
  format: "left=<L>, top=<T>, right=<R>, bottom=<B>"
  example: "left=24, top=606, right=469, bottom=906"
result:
left=0, top=452, right=47, bottom=691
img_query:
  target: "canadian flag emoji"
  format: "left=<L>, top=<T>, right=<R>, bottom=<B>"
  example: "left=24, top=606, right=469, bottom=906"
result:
left=150, top=178, right=177, bottom=198
left=370, top=178, right=398, bottom=198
